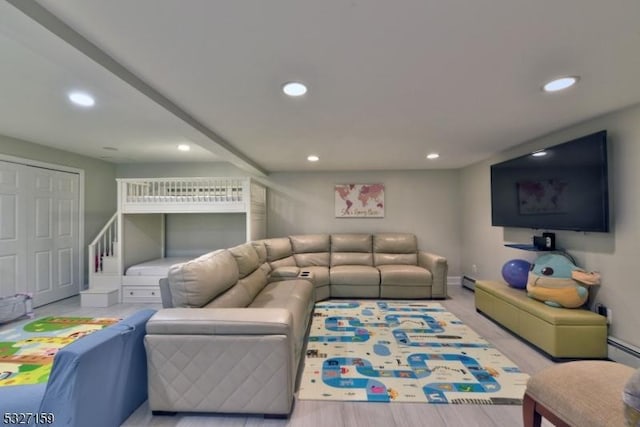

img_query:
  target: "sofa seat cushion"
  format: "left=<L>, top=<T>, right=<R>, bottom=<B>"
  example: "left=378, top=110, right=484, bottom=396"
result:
left=330, top=265, right=380, bottom=286
left=250, top=280, right=315, bottom=356
left=378, top=264, right=432, bottom=286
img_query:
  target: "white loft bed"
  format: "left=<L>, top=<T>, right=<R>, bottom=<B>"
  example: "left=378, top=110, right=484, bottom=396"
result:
left=88, top=177, right=267, bottom=303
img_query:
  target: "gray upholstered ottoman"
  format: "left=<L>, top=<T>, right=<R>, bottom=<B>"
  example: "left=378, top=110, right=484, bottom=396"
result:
left=523, top=360, right=635, bottom=427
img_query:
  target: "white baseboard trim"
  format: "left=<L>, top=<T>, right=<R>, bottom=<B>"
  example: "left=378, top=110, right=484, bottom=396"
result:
left=608, top=336, right=640, bottom=368
left=447, top=276, right=462, bottom=286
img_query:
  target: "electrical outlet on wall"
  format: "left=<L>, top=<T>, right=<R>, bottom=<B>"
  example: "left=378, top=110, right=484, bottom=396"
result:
left=471, top=264, right=478, bottom=274
left=606, top=308, right=613, bottom=325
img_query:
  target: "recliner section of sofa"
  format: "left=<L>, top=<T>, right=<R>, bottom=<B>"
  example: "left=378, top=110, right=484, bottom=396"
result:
left=330, top=233, right=380, bottom=298
left=375, top=233, right=437, bottom=299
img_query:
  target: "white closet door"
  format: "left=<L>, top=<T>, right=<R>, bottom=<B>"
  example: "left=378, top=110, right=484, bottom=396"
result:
left=0, top=161, right=81, bottom=307
left=0, top=161, right=27, bottom=298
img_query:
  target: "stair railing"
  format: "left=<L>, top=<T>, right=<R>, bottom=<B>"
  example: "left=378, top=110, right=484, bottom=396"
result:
left=88, top=212, right=118, bottom=277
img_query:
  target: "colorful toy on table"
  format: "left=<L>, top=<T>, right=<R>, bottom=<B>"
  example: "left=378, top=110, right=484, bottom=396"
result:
left=526, top=253, right=600, bottom=308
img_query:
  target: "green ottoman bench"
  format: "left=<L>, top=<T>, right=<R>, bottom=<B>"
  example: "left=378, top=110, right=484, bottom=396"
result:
left=474, top=280, right=607, bottom=359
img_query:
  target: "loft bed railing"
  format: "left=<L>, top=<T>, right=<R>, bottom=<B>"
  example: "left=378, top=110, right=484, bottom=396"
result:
left=117, top=177, right=255, bottom=213
left=88, top=176, right=267, bottom=295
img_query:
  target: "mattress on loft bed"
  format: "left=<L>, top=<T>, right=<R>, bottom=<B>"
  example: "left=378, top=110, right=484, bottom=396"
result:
left=125, top=257, right=192, bottom=276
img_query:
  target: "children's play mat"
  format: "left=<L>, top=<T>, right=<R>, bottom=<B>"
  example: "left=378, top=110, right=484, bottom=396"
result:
left=0, top=316, right=119, bottom=387
left=298, top=301, right=529, bottom=404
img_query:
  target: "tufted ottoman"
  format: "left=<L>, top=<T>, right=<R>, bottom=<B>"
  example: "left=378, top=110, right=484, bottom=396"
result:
left=523, top=360, right=636, bottom=427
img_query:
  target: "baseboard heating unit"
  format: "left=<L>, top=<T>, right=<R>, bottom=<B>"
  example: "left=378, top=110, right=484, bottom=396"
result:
left=461, top=275, right=476, bottom=291
left=608, top=336, right=640, bottom=368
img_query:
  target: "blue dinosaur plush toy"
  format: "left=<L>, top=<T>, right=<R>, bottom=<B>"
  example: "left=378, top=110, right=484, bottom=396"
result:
left=526, top=253, right=600, bottom=308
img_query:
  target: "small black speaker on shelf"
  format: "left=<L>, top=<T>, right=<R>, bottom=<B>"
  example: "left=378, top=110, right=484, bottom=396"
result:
left=542, top=232, right=556, bottom=250
left=533, top=232, right=556, bottom=250
left=533, top=236, right=547, bottom=250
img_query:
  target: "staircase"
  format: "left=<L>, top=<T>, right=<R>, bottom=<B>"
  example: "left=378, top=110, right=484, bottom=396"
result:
left=88, top=213, right=121, bottom=290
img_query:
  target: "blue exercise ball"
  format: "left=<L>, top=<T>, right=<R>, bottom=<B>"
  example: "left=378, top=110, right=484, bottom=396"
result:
left=501, top=259, right=531, bottom=289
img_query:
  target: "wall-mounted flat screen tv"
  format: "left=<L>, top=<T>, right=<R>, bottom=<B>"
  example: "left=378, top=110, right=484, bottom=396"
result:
left=490, top=130, right=609, bottom=232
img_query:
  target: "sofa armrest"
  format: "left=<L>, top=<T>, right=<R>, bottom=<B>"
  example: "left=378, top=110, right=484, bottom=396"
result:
left=268, top=266, right=300, bottom=282
left=146, top=308, right=293, bottom=336
left=418, top=251, right=448, bottom=298
left=145, top=308, right=297, bottom=415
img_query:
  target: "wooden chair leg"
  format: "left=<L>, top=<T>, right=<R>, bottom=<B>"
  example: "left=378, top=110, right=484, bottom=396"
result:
left=522, top=393, right=542, bottom=427
left=523, top=392, right=572, bottom=427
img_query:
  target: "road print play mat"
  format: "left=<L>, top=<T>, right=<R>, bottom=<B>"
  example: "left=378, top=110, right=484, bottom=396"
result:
left=298, top=301, right=529, bottom=404
left=0, top=316, right=119, bottom=387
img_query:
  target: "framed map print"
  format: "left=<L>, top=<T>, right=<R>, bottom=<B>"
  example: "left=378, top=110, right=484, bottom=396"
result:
left=334, top=184, right=385, bottom=218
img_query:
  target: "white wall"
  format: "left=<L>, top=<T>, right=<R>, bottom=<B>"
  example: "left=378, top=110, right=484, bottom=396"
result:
left=266, top=170, right=461, bottom=275
left=460, top=103, right=640, bottom=348
left=0, top=133, right=117, bottom=285
left=165, top=213, right=247, bottom=257
left=116, top=162, right=246, bottom=178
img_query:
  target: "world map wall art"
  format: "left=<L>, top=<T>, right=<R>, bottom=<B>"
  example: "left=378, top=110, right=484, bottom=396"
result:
left=335, top=184, right=385, bottom=218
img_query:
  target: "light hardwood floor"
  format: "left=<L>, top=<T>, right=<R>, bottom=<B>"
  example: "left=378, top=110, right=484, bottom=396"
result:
left=2, top=286, right=555, bottom=427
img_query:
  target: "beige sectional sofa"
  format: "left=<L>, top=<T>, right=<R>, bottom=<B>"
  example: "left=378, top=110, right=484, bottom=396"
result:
left=145, top=233, right=447, bottom=416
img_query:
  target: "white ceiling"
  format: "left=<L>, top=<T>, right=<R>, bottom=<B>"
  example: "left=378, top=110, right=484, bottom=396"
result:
left=2, top=1, right=640, bottom=174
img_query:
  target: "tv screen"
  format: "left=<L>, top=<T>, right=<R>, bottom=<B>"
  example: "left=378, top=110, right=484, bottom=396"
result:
left=490, top=130, right=609, bottom=232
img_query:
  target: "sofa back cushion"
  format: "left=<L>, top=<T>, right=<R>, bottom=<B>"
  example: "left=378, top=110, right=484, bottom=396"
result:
left=331, top=234, right=373, bottom=266
left=229, top=242, right=260, bottom=279
left=291, top=234, right=330, bottom=267
left=291, top=234, right=330, bottom=252
left=168, top=250, right=238, bottom=308
left=250, top=240, right=268, bottom=265
left=205, top=267, right=268, bottom=308
left=263, top=237, right=296, bottom=269
left=373, top=233, right=418, bottom=265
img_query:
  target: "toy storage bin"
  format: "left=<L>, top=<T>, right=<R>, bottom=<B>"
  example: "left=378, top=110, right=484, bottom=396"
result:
left=0, top=293, right=34, bottom=324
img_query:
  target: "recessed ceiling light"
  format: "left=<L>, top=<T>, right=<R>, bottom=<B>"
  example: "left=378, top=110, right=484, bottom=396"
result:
left=426, top=153, right=440, bottom=160
left=177, top=144, right=191, bottom=152
left=307, top=155, right=319, bottom=162
left=283, top=82, right=308, bottom=97
left=532, top=150, right=548, bottom=157
left=68, top=91, right=95, bottom=107
left=543, top=76, right=579, bottom=92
